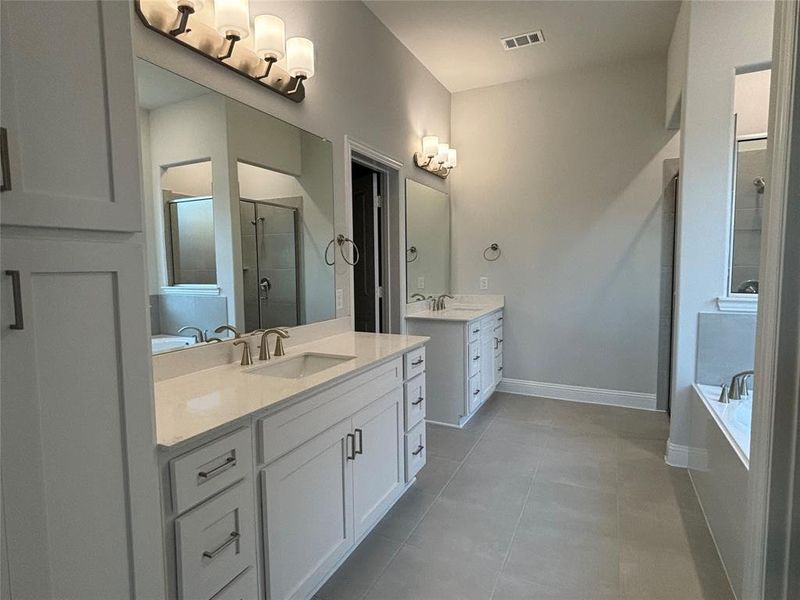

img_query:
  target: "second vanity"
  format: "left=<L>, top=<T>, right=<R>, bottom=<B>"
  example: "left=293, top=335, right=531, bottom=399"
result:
left=154, top=330, right=428, bottom=600
left=406, top=298, right=504, bottom=427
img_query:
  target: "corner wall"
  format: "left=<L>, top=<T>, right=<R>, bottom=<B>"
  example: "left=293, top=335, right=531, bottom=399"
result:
left=451, top=56, right=679, bottom=402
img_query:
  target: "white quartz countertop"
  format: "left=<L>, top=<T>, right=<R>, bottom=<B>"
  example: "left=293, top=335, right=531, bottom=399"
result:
left=405, top=302, right=504, bottom=322
left=155, top=332, right=427, bottom=448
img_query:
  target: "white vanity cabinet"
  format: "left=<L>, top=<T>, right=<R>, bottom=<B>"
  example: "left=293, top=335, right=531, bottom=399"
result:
left=407, top=308, right=503, bottom=427
left=158, top=346, right=426, bottom=600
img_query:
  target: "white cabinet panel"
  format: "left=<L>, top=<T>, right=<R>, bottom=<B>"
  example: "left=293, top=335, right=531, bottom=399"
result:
left=175, top=481, right=256, bottom=600
left=404, top=346, right=426, bottom=380
left=0, top=1, right=142, bottom=231
left=262, top=419, right=354, bottom=600
left=404, top=372, right=426, bottom=431
left=405, top=419, right=427, bottom=482
left=0, top=236, right=165, bottom=599
left=469, top=373, right=483, bottom=414
left=481, top=329, right=496, bottom=403
left=352, top=389, right=404, bottom=538
left=210, top=567, right=258, bottom=600
left=468, top=340, right=481, bottom=378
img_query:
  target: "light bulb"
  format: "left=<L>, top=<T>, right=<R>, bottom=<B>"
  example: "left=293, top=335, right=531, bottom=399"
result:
left=215, top=0, right=250, bottom=40
left=286, top=37, right=315, bottom=79
left=254, top=15, right=285, bottom=61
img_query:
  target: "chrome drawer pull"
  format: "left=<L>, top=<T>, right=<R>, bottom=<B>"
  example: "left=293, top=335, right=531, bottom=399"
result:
left=346, top=433, right=356, bottom=460
left=412, top=444, right=424, bottom=456
left=411, top=357, right=424, bottom=367
left=472, top=328, right=479, bottom=334
left=202, top=531, right=239, bottom=560
left=473, top=355, right=480, bottom=361
left=412, top=396, right=424, bottom=406
left=498, top=316, right=503, bottom=321
left=354, top=428, right=363, bottom=455
left=473, top=389, right=481, bottom=396
left=0, top=128, right=11, bottom=192
left=197, top=456, right=236, bottom=480
left=498, top=366, right=503, bottom=372
left=5, top=270, right=23, bottom=330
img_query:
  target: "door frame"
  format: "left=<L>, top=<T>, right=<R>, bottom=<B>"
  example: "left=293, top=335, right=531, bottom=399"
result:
left=343, top=136, right=403, bottom=333
left=744, top=3, right=800, bottom=597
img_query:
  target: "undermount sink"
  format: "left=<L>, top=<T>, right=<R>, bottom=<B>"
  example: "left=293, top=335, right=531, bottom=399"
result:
left=248, top=352, right=355, bottom=379
left=445, top=306, right=486, bottom=312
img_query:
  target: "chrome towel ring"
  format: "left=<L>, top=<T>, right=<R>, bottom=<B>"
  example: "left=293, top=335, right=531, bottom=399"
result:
left=407, top=246, right=418, bottom=263
left=325, top=234, right=361, bottom=266
left=483, top=242, right=501, bottom=262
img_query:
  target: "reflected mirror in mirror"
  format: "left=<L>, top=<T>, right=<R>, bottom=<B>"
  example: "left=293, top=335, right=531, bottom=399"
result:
left=729, top=69, right=770, bottom=296
left=405, top=179, right=450, bottom=302
left=136, top=60, right=335, bottom=354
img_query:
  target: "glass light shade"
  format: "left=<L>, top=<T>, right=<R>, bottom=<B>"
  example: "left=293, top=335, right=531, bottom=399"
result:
left=215, top=0, right=250, bottom=39
left=422, top=135, right=439, bottom=157
left=168, top=0, right=205, bottom=10
left=436, top=143, right=449, bottom=163
left=446, top=148, right=458, bottom=168
left=254, top=15, right=285, bottom=60
left=286, top=37, right=315, bottom=79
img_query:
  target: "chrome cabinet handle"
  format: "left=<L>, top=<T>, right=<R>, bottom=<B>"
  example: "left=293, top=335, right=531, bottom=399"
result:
left=498, top=316, right=503, bottom=321
left=5, top=270, right=23, bottom=330
left=0, top=128, right=11, bottom=192
left=197, top=455, right=236, bottom=480
left=411, top=357, right=424, bottom=367
left=498, top=366, right=503, bottom=372
left=472, top=328, right=479, bottom=334
left=412, top=396, right=424, bottom=406
left=494, top=338, right=499, bottom=350
left=346, top=433, right=355, bottom=460
left=202, top=531, right=239, bottom=560
left=354, top=428, right=363, bottom=455
left=473, top=355, right=480, bottom=361
left=473, top=389, right=481, bottom=396
left=412, top=444, right=424, bottom=456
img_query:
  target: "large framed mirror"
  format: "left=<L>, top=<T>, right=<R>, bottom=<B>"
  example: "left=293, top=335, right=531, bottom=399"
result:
left=136, top=60, right=336, bottom=353
left=405, top=179, right=450, bottom=302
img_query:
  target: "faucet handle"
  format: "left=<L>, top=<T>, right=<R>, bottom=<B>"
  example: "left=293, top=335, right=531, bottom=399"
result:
left=233, top=339, right=253, bottom=366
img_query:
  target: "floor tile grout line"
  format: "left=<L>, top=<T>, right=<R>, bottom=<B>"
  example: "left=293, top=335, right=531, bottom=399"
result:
left=358, top=398, right=501, bottom=600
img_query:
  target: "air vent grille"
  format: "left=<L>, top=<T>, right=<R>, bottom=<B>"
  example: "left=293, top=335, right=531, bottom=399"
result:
left=502, top=30, right=545, bottom=51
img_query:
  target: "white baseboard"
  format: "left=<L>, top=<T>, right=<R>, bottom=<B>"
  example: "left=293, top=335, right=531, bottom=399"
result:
left=665, top=439, right=690, bottom=467
left=497, top=378, right=659, bottom=411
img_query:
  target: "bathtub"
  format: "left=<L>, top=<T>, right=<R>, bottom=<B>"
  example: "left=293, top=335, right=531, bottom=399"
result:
left=151, top=335, right=196, bottom=354
left=689, top=384, right=750, bottom=599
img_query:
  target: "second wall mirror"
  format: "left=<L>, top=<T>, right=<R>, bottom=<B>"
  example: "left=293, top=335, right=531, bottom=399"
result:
left=405, top=179, right=450, bottom=302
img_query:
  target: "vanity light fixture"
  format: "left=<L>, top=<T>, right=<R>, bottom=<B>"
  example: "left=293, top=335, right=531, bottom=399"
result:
left=135, top=1, right=315, bottom=102
left=414, top=135, right=457, bottom=179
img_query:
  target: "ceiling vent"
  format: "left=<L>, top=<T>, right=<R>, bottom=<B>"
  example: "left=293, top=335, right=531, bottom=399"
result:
left=501, top=30, right=545, bottom=51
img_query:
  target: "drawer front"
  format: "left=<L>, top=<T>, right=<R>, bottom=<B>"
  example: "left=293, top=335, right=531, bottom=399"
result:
left=468, top=341, right=481, bottom=378
left=494, top=325, right=504, bottom=355
left=468, top=321, right=481, bottom=343
left=171, top=428, right=253, bottom=514
left=175, top=480, right=256, bottom=600
left=260, top=358, right=402, bottom=465
left=405, top=420, right=426, bottom=482
left=468, top=373, right=482, bottom=413
left=404, top=346, right=426, bottom=380
left=494, top=354, right=504, bottom=386
left=403, top=372, right=426, bottom=431
left=210, top=567, right=258, bottom=600
left=495, top=312, right=504, bottom=328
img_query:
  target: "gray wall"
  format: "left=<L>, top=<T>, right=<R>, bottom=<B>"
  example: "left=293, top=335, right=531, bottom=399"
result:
left=450, top=56, right=679, bottom=395
left=134, top=0, right=451, bottom=321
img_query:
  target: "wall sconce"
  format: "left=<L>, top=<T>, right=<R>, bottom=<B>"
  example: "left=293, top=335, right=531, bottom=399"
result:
left=135, top=0, right=315, bottom=103
left=413, top=135, right=457, bottom=179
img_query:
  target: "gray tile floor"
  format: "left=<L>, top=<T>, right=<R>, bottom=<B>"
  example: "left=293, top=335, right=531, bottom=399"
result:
left=315, top=393, right=733, bottom=600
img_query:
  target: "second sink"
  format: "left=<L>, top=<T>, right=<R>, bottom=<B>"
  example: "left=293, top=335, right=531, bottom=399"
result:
left=248, top=352, right=355, bottom=379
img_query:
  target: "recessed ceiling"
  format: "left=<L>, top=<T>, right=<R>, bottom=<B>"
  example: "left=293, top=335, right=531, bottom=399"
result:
left=364, top=0, right=681, bottom=93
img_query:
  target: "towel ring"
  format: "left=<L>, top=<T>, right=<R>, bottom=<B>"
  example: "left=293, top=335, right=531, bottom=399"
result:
left=483, top=243, right=501, bottom=262
left=325, top=234, right=361, bottom=266
left=407, top=246, right=418, bottom=263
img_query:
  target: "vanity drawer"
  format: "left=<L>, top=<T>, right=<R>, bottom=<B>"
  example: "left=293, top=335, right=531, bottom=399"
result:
left=210, top=567, right=258, bottom=600
left=495, top=312, right=504, bottom=327
left=494, top=326, right=504, bottom=355
left=404, top=372, right=426, bottom=431
left=405, top=419, right=426, bottom=482
left=404, top=346, right=426, bottom=380
left=468, top=373, right=482, bottom=413
left=468, top=341, right=481, bottom=378
left=468, top=321, right=481, bottom=343
left=494, top=354, right=504, bottom=386
left=260, top=358, right=402, bottom=465
left=175, top=480, right=256, bottom=600
left=170, top=427, right=253, bottom=514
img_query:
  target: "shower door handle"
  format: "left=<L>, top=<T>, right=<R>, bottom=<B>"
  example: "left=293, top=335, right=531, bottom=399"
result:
left=259, top=277, right=271, bottom=300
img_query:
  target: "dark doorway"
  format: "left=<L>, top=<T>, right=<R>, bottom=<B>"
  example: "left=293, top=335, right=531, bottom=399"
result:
left=351, top=162, right=384, bottom=332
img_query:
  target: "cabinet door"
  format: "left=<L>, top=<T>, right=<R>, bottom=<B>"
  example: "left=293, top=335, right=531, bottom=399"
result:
left=0, top=1, right=142, bottom=231
left=352, top=389, right=404, bottom=539
left=0, top=236, right=165, bottom=599
left=262, top=419, right=354, bottom=600
left=480, top=330, right=496, bottom=402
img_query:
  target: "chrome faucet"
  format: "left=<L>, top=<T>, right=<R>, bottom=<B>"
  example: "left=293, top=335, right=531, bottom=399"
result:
left=433, top=294, right=454, bottom=311
left=178, top=325, right=206, bottom=344
left=233, top=339, right=253, bottom=366
left=721, top=370, right=755, bottom=403
left=258, top=328, right=291, bottom=361
left=214, top=324, right=242, bottom=339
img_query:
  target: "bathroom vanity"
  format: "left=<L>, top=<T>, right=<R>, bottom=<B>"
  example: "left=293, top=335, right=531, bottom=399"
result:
left=406, top=299, right=504, bottom=427
left=154, top=331, right=427, bottom=600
